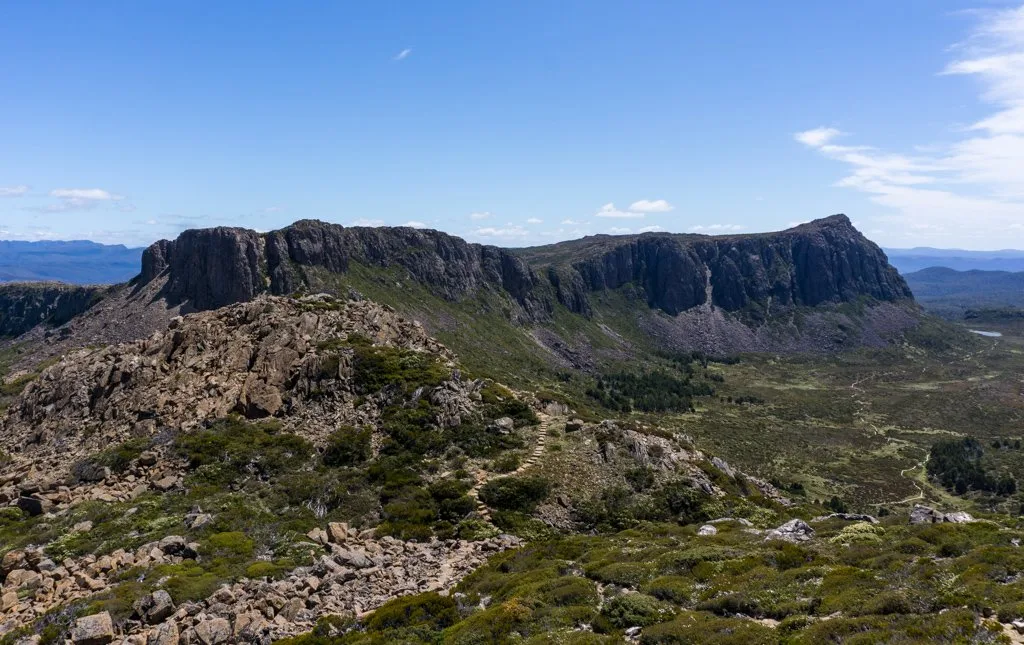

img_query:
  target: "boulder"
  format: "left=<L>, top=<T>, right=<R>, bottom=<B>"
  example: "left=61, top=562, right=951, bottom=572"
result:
left=193, top=617, right=231, bottom=645
left=697, top=525, right=718, bottom=536
left=72, top=611, right=115, bottom=645
left=134, top=589, right=175, bottom=624
left=158, top=536, right=197, bottom=559
left=565, top=418, right=585, bottom=432
left=490, top=417, right=515, bottom=434
left=327, top=522, right=349, bottom=544
left=147, top=621, right=179, bottom=645
left=764, top=519, right=814, bottom=543
left=910, top=505, right=943, bottom=525
left=16, top=496, right=50, bottom=516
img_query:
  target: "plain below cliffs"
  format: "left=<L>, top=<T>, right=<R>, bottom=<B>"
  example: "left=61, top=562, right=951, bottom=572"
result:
left=136, top=215, right=912, bottom=324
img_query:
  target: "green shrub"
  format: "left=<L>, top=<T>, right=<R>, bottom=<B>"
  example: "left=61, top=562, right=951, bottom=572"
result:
left=479, top=475, right=551, bottom=513
left=364, top=592, right=458, bottom=632
left=602, top=593, right=668, bottom=628
left=323, top=425, right=372, bottom=467
left=640, top=611, right=777, bottom=644
left=70, top=438, right=149, bottom=483
left=175, top=418, right=312, bottom=483
left=351, top=344, right=447, bottom=394
left=645, top=576, right=692, bottom=603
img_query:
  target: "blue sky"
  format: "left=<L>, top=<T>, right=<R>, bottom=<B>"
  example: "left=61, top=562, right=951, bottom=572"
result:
left=1, top=1, right=1022, bottom=249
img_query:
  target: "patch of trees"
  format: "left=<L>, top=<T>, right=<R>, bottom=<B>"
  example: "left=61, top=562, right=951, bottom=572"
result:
left=927, top=437, right=1017, bottom=496
left=586, top=369, right=714, bottom=413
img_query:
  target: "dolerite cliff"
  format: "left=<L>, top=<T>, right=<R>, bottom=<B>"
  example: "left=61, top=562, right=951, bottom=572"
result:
left=139, top=220, right=547, bottom=320
left=0, top=283, right=106, bottom=337
left=136, top=215, right=910, bottom=322
left=0, top=215, right=917, bottom=364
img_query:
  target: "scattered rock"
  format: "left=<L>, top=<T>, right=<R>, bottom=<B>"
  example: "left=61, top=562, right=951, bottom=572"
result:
left=565, top=418, right=585, bottom=432
left=193, top=617, right=231, bottom=645
left=71, top=611, right=114, bottom=645
left=490, top=417, right=515, bottom=434
left=16, top=496, right=50, bottom=516
left=697, top=524, right=718, bottom=536
left=134, top=589, right=175, bottom=624
left=764, top=519, right=814, bottom=543
left=909, top=505, right=975, bottom=525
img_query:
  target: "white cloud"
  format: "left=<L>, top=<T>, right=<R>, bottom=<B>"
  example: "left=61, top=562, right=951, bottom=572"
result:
left=608, top=227, right=632, bottom=234
left=470, top=211, right=492, bottom=220
left=50, top=188, right=122, bottom=201
left=26, top=187, right=126, bottom=212
left=351, top=218, right=385, bottom=227
left=690, top=224, right=746, bottom=232
left=628, top=199, right=674, bottom=213
left=473, top=225, right=529, bottom=238
left=403, top=220, right=428, bottom=228
left=797, top=6, right=1024, bottom=247
left=0, top=185, right=29, bottom=197
left=393, top=48, right=412, bottom=61
left=526, top=217, right=543, bottom=224
left=594, top=203, right=644, bottom=219
left=639, top=225, right=663, bottom=233
left=562, top=218, right=583, bottom=225
left=794, top=127, right=844, bottom=148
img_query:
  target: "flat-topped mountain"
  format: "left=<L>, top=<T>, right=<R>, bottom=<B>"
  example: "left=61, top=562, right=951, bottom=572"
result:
left=0, top=216, right=919, bottom=374
left=137, top=214, right=910, bottom=320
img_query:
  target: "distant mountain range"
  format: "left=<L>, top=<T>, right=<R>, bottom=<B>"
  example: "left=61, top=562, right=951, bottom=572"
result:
left=0, top=240, right=143, bottom=284
left=903, top=266, right=1024, bottom=318
left=885, top=247, right=1024, bottom=273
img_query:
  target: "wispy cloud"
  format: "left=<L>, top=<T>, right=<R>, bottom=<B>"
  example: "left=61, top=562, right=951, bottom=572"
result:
left=797, top=5, right=1024, bottom=246
left=0, top=185, right=29, bottom=198
left=794, top=127, right=843, bottom=148
left=351, top=218, right=385, bottom=227
left=594, top=203, right=645, bottom=219
left=473, top=225, right=529, bottom=238
left=403, top=220, right=428, bottom=228
left=628, top=199, right=674, bottom=213
left=51, top=188, right=122, bottom=201
left=470, top=211, right=492, bottom=220
left=526, top=217, right=543, bottom=224
left=26, top=187, right=126, bottom=212
left=639, top=225, right=663, bottom=233
left=608, top=227, right=632, bottom=234
left=690, top=224, right=745, bottom=232
left=393, top=48, right=412, bottom=61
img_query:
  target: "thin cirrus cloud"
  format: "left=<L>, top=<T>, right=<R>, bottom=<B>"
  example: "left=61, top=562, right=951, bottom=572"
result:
left=402, top=220, right=428, bottom=228
left=393, top=48, right=412, bottom=61
left=470, top=211, right=492, bottom=220
left=526, top=217, right=543, bottom=224
left=0, top=185, right=29, bottom=197
left=796, top=5, right=1024, bottom=247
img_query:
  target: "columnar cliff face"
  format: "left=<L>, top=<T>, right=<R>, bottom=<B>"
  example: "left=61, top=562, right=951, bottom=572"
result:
left=548, top=215, right=912, bottom=316
left=0, top=283, right=105, bottom=337
left=137, top=215, right=911, bottom=323
left=141, top=220, right=547, bottom=319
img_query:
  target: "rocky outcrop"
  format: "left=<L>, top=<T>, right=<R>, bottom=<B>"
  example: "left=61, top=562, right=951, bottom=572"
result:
left=0, top=282, right=106, bottom=337
left=140, top=220, right=548, bottom=321
left=531, top=215, right=911, bottom=317
left=0, top=294, right=464, bottom=486
left=136, top=216, right=911, bottom=325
